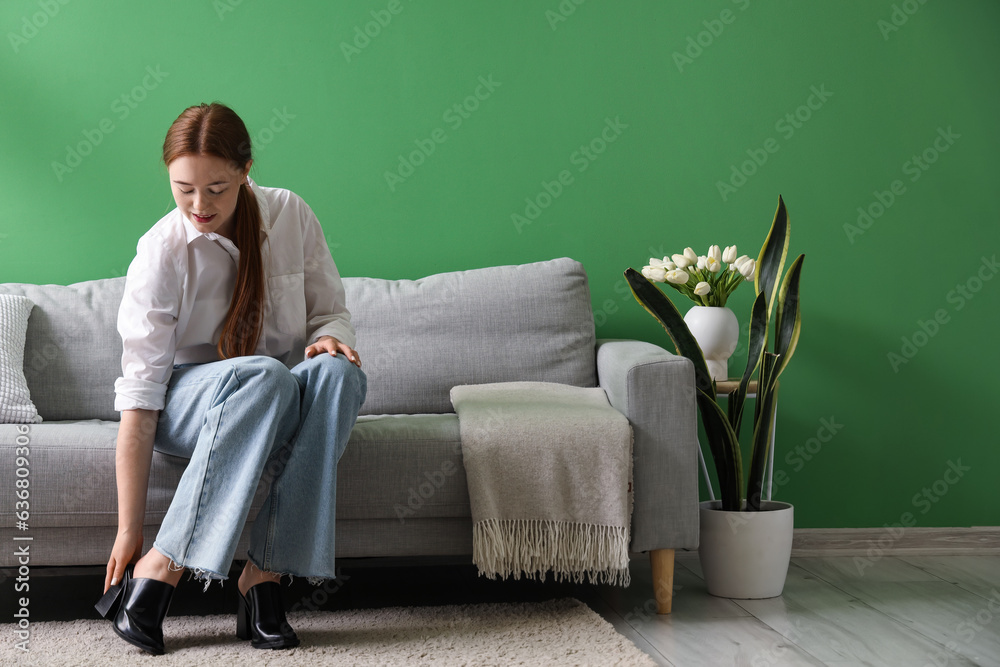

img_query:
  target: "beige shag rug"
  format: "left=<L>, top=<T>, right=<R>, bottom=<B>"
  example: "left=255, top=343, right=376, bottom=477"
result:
left=3, top=597, right=655, bottom=666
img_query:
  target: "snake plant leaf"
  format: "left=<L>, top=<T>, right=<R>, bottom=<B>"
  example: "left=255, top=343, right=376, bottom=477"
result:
left=625, top=268, right=716, bottom=397
left=729, top=291, right=768, bottom=440
left=746, top=352, right=780, bottom=511
left=697, top=388, right=743, bottom=512
left=755, top=195, right=789, bottom=319
left=774, top=254, right=805, bottom=379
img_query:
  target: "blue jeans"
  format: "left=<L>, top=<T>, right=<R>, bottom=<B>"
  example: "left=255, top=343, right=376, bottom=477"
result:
left=151, top=353, right=366, bottom=583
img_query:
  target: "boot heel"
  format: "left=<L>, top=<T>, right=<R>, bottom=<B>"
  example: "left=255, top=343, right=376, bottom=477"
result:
left=94, top=566, right=132, bottom=619
left=236, top=594, right=251, bottom=640
left=94, top=585, right=123, bottom=619
left=237, top=582, right=300, bottom=649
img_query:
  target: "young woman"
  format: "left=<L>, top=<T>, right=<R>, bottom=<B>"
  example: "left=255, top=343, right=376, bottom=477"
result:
left=95, top=102, right=366, bottom=655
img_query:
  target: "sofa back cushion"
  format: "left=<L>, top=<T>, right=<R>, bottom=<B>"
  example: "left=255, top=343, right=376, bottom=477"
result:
left=0, top=257, right=596, bottom=420
left=0, top=279, right=126, bottom=421
left=344, top=257, right=597, bottom=415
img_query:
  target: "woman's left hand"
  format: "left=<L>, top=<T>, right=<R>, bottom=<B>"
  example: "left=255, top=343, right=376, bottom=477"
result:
left=306, top=335, right=361, bottom=367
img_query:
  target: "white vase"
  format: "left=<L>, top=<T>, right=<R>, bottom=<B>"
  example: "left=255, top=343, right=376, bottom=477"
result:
left=683, top=306, right=739, bottom=381
left=698, top=500, right=794, bottom=599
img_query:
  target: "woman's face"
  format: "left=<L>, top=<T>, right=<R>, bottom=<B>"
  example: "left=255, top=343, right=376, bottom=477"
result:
left=168, top=154, right=251, bottom=239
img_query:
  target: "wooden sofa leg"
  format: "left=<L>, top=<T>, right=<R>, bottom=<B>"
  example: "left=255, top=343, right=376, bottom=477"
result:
left=649, top=548, right=675, bottom=614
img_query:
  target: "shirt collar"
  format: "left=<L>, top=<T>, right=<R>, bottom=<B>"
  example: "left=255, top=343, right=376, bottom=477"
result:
left=180, top=176, right=271, bottom=245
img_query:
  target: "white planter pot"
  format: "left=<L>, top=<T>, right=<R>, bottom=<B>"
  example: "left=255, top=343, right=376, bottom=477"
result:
left=698, top=500, right=794, bottom=599
left=683, top=306, right=739, bottom=381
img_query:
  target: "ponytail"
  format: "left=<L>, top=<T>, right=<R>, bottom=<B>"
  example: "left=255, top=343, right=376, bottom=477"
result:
left=217, top=180, right=265, bottom=359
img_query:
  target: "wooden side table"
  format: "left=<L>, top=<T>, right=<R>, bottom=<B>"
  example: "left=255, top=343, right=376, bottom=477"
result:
left=698, top=379, right=779, bottom=502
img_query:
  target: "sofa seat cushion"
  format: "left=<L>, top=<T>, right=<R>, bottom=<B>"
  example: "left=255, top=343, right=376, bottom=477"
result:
left=0, top=413, right=469, bottom=531
left=338, top=413, right=469, bottom=521
left=0, top=420, right=206, bottom=529
left=1, top=420, right=127, bottom=528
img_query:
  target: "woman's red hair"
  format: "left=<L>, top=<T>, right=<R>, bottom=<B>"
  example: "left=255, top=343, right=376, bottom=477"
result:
left=162, top=103, right=265, bottom=359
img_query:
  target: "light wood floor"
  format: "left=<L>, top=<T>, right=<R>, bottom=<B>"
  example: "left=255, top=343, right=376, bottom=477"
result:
left=6, top=550, right=999, bottom=666
left=585, top=551, right=1000, bottom=667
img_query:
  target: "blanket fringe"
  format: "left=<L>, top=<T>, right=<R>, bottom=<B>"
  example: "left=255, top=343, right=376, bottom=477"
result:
left=473, top=518, right=631, bottom=587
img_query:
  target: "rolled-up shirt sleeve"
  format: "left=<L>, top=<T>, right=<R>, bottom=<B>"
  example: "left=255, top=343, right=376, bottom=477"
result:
left=301, top=205, right=356, bottom=349
left=114, top=234, right=181, bottom=412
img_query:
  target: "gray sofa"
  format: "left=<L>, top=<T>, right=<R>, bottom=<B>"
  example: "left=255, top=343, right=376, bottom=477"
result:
left=0, top=257, right=698, bottom=612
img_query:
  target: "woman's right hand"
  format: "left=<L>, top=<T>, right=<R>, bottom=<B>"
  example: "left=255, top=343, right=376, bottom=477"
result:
left=104, top=528, right=143, bottom=593
left=107, top=408, right=158, bottom=593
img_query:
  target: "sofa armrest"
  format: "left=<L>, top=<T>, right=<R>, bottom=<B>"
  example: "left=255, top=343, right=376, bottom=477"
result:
left=596, top=339, right=699, bottom=552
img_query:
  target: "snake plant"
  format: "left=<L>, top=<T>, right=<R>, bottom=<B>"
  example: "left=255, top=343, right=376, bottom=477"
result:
left=625, top=195, right=804, bottom=512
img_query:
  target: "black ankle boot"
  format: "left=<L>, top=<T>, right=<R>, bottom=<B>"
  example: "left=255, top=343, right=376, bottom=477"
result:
left=95, top=566, right=175, bottom=655
left=237, top=581, right=300, bottom=649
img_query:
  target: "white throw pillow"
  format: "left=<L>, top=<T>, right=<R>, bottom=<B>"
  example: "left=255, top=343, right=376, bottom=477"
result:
left=0, top=294, right=42, bottom=423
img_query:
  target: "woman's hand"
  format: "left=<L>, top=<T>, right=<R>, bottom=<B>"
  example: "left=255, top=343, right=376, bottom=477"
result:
left=108, top=408, right=157, bottom=593
left=105, top=528, right=143, bottom=592
left=305, top=335, right=361, bottom=367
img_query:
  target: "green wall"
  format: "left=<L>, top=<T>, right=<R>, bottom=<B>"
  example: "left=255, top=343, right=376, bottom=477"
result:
left=2, top=1, right=998, bottom=529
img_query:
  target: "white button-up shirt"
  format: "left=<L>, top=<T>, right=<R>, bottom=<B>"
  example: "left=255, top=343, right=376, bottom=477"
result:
left=114, top=178, right=355, bottom=412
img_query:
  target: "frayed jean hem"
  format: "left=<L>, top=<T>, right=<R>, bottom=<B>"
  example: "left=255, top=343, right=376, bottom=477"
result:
left=153, top=542, right=229, bottom=592
left=245, top=550, right=331, bottom=587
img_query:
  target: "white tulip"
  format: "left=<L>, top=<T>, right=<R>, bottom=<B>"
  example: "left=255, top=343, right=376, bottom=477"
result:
left=664, top=260, right=676, bottom=271
left=694, top=281, right=711, bottom=296
left=683, top=247, right=698, bottom=263
left=642, top=265, right=667, bottom=283
left=723, top=245, right=737, bottom=263
left=730, top=254, right=750, bottom=271
left=665, top=269, right=690, bottom=285
left=739, top=258, right=756, bottom=280
left=708, top=245, right=722, bottom=263
left=672, top=253, right=693, bottom=269
left=697, top=256, right=708, bottom=270
left=705, top=256, right=721, bottom=272
left=648, top=257, right=668, bottom=269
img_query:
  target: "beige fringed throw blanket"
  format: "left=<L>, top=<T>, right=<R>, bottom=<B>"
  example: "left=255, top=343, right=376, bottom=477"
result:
left=450, top=381, right=633, bottom=586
